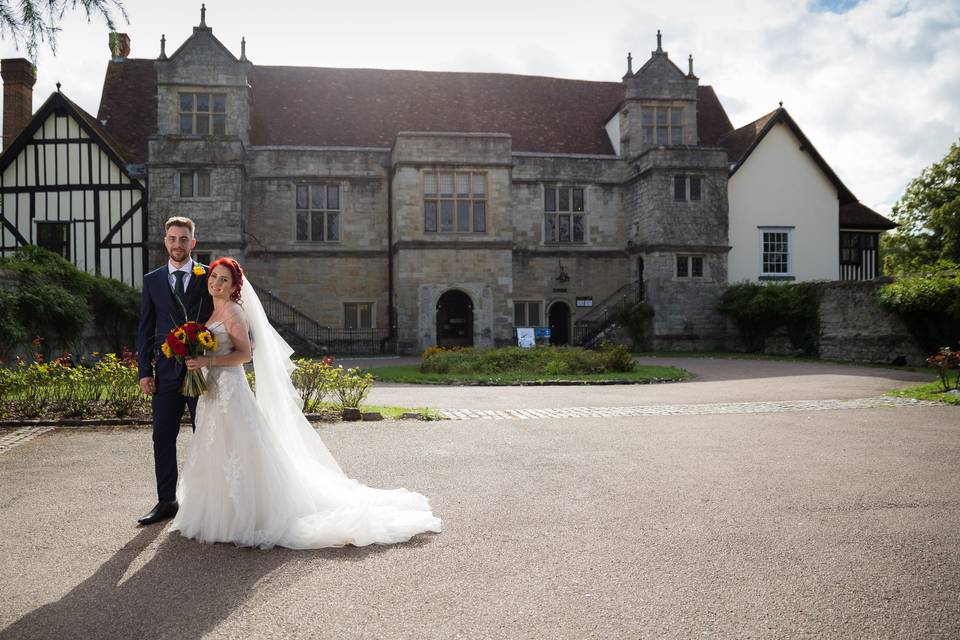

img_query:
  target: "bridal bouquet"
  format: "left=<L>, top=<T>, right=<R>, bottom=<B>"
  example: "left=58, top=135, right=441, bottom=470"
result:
left=161, top=321, right=217, bottom=396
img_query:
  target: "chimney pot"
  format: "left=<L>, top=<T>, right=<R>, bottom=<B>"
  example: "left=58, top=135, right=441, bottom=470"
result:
left=1, top=58, right=36, bottom=150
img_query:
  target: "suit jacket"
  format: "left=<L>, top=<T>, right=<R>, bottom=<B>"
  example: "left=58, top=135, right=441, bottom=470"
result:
left=137, top=264, right=213, bottom=391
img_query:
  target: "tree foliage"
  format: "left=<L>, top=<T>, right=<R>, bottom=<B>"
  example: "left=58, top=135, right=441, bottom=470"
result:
left=0, top=0, right=127, bottom=61
left=883, top=139, right=960, bottom=274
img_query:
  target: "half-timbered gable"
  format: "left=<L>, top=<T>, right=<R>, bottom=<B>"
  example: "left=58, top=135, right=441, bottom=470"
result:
left=0, top=90, right=146, bottom=287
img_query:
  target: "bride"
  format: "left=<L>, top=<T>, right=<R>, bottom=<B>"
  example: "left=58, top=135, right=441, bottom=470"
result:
left=172, top=257, right=441, bottom=549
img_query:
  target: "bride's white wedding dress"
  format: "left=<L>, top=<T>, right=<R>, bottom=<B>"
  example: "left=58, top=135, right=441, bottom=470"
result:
left=170, top=283, right=441, bottom=549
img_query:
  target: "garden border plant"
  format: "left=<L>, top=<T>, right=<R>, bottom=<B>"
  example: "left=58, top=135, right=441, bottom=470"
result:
left=367, top=343, right=688, bottom=385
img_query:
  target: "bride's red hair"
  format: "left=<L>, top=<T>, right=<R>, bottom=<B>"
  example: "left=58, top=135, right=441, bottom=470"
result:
left=208, top=257, right=244, bottom=304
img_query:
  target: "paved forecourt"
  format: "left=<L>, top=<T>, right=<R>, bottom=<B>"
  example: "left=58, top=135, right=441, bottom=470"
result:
left=1, top=357, right=957, bottom=638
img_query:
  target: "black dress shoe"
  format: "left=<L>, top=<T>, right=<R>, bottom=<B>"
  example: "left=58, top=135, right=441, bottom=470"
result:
left=137, top=501, right=179, bottom=526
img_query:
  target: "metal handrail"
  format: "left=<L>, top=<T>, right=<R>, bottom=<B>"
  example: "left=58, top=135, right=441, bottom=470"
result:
left=251, top=284, right=395, bottom=355
left=573, top=279, right=645, bottom=346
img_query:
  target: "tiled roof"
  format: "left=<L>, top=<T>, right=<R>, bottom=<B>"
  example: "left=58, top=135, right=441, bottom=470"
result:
left=248, top=66, right=625, bottom=154
left=717, top=109, right=778, bottom=166
left=696, top=86, right=734, bottom=145
left=95, top=60, right=734, bottom=159
left=839, top=202, right=896, bottom=230
left=97, top=58, right=157, bottom=164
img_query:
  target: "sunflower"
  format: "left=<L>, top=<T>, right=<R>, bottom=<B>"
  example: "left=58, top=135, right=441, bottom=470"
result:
left=198, top=331, right=217, bottom=350
left=192, top=264, right=206, bottom=276
left=161, top=342, right=173, bottom=358
left=174, top=328, right=187, bottom=342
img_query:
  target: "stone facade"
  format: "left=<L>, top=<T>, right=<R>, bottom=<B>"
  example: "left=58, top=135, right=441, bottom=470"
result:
left=144, top=22, right=744, bottom=354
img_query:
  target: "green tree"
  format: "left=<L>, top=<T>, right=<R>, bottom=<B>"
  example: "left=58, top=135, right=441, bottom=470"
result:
left=0, top=0, right=127, bottom=60
left=883, top=139, right=960, bottom=274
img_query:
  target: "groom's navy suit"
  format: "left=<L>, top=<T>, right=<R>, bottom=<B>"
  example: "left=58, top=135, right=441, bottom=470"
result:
left=137, top=262, right=212, bottom=502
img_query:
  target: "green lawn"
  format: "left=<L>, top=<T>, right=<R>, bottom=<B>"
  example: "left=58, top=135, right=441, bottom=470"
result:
left=365, top=364, right=689, bottom=386
left=887, top=370, right=960, bottom=406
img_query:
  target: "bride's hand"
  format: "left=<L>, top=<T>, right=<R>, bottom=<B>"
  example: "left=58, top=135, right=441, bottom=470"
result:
left=185, top=356, right=208, bottom=371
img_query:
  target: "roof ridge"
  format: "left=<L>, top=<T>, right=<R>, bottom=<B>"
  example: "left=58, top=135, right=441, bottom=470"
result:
left=249, top=63, right=624, bottom=86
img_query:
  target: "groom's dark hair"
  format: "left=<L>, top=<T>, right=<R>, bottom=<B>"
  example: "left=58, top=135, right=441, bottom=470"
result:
left=165, top=216, right=195, bottom=234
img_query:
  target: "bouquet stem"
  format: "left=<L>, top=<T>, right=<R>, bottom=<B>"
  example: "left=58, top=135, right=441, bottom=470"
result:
left=181, top=368, right=208, bottom=397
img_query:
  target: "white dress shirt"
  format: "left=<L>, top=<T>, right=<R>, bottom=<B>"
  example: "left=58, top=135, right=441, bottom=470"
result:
left=167, top=258, right=195, bottom=292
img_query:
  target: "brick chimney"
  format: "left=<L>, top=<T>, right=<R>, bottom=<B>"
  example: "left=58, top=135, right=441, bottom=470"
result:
left=1, top=58, right=36, bottom=150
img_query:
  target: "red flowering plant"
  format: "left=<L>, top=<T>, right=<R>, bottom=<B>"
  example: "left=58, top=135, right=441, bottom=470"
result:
left=926, top=346, right=960, bottom=392
left=161, top=321, right=217, bottom=396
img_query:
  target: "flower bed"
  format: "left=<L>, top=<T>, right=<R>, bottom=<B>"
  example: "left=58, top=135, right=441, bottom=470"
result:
left=0, top=352, right=379, bottom=422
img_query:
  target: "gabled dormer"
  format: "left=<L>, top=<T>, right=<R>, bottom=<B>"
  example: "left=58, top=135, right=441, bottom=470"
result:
left=617, top=31, right=700, bottom=157
left=154, top=5, right=252, bottom=145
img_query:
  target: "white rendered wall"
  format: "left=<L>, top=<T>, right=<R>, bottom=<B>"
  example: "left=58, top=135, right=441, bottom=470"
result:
left=728, top=122, right=840, bottom=283
left=604, top=114, right=620, bottom=156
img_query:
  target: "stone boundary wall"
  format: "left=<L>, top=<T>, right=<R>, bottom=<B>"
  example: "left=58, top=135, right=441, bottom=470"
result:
left=722, top=279, right=927, bottom=366
left=812, top=279, right=927, bottom=366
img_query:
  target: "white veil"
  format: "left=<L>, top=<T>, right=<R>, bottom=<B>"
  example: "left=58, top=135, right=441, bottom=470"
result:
left=240, top=278, right=343, bottom=475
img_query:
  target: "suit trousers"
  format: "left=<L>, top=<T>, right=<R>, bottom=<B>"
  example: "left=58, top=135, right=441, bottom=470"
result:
left=152, top=388, right=198, bottom=502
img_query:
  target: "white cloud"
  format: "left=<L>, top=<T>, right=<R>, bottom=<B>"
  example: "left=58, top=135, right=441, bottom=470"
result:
left=0, top=0, right=956, bottom=213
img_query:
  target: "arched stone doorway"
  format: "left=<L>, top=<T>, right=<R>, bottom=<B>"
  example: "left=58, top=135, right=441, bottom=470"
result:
left=548, top=300, right=571, bottom=346
left=436, top=290, right=474, bottom=348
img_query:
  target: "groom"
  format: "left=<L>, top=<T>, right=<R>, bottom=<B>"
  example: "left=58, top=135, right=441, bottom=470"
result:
left=136, top=216, right=213, bottom=526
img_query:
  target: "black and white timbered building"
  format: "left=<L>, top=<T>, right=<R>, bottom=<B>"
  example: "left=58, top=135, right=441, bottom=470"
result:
left=0, top=72, right=147, bottom=288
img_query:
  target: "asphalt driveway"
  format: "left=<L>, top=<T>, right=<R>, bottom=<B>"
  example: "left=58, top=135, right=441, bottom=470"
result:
left=1, top=358, right=957, bottom=639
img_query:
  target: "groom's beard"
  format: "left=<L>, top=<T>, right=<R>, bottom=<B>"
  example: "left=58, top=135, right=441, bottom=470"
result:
left=168, top=248, right=190, bottom=263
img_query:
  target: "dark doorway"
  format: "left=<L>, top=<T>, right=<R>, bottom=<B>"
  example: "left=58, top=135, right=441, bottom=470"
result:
left=637, top=256, right=645, bottom=301
left=549, top=300, right=571, bottom=345
left=436, top=290, right=474, bottom=347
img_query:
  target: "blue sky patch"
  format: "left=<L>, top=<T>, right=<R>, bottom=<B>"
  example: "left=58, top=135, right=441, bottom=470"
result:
left=809, top=0, right=863, bottom=14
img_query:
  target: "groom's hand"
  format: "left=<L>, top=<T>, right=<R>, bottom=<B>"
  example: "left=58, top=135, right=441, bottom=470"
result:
left=139, top=376, right=156, bottom=395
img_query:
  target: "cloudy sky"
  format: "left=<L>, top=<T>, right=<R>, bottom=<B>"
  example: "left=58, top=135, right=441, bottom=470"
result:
left=0, top=0, right=957, bottom=215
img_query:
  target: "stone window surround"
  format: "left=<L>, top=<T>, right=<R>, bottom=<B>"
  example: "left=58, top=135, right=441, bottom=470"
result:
left=759, top=226, right=794, bottom=279
left=344, top=301, right=375, bottom=330
left=543, top=184, right=587, bottom=245
left=176, top=170, right=211, bottom=199
left=178, top=91, right=226, bottom=136
left=294, top=183, right=341, bottom=243
left=422, top=170, right=487, bottom=234
left=673, top=174, right=703, bottom=202
left=675, top=254, right=706, bottom=280
left=641, top=103, right=685, bottom=146
left=513, top=300, right=543, bottom=327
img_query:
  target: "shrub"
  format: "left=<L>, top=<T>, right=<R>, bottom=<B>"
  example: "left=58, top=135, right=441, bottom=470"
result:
left=613, top=302, right=655, bottom=350
left=89, top=277, right=140, bottom=353
left=0, top=289, right=27, bottom=359
left=331, top=367, right=375, bottom=409
left=291, top=357, right=337, bottom=413
left=717, top=282, right=819, bottom=355
left=14, top=282, right=91, bottom=352
left=94, top=353, right=145, bottom=418
left=597, top=341, right=636, bottom=372
left=877, top=271, right=960, bottom=353
left=419, top=344, right=635, bottom=376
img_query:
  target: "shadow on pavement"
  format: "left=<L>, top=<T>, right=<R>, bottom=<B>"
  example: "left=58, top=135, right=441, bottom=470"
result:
left=0, top=523, right=422, bottom=639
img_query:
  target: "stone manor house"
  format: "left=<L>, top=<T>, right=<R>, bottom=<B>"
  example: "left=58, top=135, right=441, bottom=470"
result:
left=0, top=11, right=894, bottom=354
